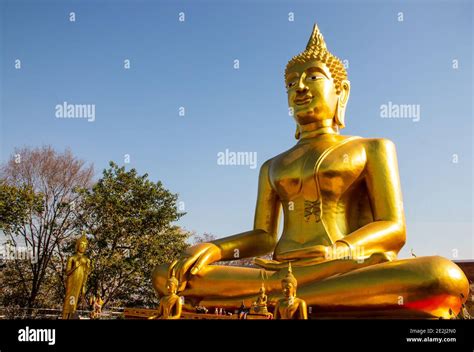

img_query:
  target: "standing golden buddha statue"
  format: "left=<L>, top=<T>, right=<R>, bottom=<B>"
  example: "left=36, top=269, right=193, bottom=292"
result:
left=152, top=24, right=469, bottom=319
left=62, top=232, right=91, bottom=319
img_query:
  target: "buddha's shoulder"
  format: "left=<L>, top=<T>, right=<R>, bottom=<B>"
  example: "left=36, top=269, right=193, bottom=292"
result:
left=259, top=136, right=397, bottom=172
left=353, top=137, right=398, bottom=155
left=294, top=297, right=307, bottom=305
left=340, top=135, right=394, bottom=145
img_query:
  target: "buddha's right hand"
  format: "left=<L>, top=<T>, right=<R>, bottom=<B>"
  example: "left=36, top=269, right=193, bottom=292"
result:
left=171, top=243, right=222, bottom=285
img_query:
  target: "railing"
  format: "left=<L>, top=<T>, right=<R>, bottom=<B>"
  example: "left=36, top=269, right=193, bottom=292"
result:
left=0, top=306, right=125, bottom=319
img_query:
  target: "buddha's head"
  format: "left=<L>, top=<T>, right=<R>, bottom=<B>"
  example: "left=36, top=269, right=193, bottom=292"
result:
left=285, top=24, right=349, bottom=138
left=282, top=263, right=297, bottom=298
left=166, top=273, right=179, bottom=295
left=76, top=232, right=88, bottom=254
left=259, top=284, right=266, bottom=295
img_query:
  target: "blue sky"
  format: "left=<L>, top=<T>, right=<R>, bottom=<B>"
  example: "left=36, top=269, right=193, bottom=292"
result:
left=1, top=0, right=472, bottom=259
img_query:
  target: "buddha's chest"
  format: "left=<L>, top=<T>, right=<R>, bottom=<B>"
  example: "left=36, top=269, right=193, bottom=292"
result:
left=72, top=256, right=88, bottom=269
left=270, top=138, right=366, bottom=201
left=161, top=296, right=179, bottom=315
left=277, top=301, right=300, bottom=319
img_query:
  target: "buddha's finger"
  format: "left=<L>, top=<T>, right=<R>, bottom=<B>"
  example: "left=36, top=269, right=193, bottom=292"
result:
left=174, top=258, right=189, bottom=283
left=167, top=259, right=178, bottom=277
left=291, top=257, right=326, bottom=267
left=253, top=259, right=287, bottom=270
left=178, top=256, right=199, bottom=282
left=190, top=252, right=213, bottom=275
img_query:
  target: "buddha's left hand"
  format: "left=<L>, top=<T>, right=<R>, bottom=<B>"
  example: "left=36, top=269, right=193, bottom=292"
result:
left=276, top=245, right=329, bottom=261
left=254, top=243, right=350, bottom=270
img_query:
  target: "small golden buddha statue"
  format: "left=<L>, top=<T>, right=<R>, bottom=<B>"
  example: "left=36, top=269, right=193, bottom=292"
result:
left=150, top=270, right=182, bottom=320
left=89, top=295, right=104, bottom=319
left=250, top=283, right=268, bottom=314
left=62, top=232, right=91, bottom=319
left=152, top=24, right=469, bottom=319
left=274, top=263, right=308, bottom=320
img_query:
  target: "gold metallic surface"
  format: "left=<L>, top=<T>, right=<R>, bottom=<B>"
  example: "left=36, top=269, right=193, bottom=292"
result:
left=274, top=263, right=308, bottom=319
left=250, top=283, right=269, bottom=314
left=62, top=232, right=91, bottom=319
left=150, top=268, right=183, bottom=320
left=152, top=24, right=469, bottom=319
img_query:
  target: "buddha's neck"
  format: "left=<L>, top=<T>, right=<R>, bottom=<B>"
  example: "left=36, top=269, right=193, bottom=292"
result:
left=298, top=120, right=338, bottom=140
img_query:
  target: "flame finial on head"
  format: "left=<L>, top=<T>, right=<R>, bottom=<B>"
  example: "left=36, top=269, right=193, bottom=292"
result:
left=168, top=267, right=179, bottom=287
left=305, top=24, right=327, bottom=52
left=285, top=23, right=347, bottom=96
left=76, top=231, right=88, bottom=249
left=282, top=262, right=297, bottom=288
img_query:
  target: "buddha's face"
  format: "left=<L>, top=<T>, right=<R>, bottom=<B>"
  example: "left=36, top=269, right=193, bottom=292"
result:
left=77, top=241, right=87, bottom=254
left=285, top=59, right=339, bottom=126
left=167, top=281, right=177, bottom=295
left=282, top=282, right=296, bottom=298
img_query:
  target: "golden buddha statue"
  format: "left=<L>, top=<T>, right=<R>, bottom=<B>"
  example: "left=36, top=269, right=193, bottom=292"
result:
left=150, top=269, right=183, bottom=320
left=274, top=263, right=308, bottom=320
left=62, top=232, right=91, bottom=319
left=250, top=283, right=269, bottom=314
left=152, top=24, right=469, bottom=319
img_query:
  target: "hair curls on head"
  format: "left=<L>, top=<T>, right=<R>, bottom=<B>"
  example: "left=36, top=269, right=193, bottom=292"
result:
left=285, top=24, right=347, bottom=95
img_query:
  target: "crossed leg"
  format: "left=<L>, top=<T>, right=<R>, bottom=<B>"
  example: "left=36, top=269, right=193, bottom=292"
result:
left=152, top=255, right=468, bottom=318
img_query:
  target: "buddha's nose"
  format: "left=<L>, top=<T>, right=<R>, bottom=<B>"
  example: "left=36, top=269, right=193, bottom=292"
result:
left=296, top=83, right=309, bottom=94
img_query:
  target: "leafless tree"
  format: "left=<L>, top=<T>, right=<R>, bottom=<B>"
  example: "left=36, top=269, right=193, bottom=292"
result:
left=1, top=146, right=93, bottom=311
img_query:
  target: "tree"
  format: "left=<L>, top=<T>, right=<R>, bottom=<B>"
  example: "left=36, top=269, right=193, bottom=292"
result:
left=0, top=182, right=43, bottom=312
left=75, top=162, right=190, bottom=307
left=0, top=183, right=43, bottom=230
left=0, top=146, right=93, bottom=311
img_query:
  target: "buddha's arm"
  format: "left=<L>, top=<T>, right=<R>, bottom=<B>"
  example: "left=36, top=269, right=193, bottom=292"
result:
left=274, top=301, right=281, bottom=319
left=82, top=259, right=91, bottom=295
left=149, top=303, right=163, bottom=320
left=298, top=300, right=308, bottom=319
left=211, top=160, right=281, bottom=260
left=335, top=138, right=406, bottom=257
left=168, top=298, right=183, bottom=320
left=65, top=257, right=74, bottom=276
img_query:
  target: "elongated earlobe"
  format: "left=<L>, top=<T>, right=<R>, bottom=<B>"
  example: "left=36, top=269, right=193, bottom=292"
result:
left=334, top=80, right=350, bottom=129
left=294, top=125, right=300, bottom=139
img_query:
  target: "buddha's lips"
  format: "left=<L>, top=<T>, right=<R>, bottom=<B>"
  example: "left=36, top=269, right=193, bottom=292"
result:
left=295, top=96, right=313, bottom=105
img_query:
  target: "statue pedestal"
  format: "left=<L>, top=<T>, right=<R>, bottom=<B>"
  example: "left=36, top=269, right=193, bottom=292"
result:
left=243, top=312, right=273, bottom=320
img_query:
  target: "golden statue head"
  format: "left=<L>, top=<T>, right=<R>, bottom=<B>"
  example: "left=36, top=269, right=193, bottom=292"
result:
left=285, top=24, right=349, bottom=138
left=259, top=283, right=266, bottom=294
left=281, top=262, right=297, bottom=298
left=75, top=231, right=88, bottom=253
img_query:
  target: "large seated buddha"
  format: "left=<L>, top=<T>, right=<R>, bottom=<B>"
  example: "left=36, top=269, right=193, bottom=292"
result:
left=152, top=24, right=469, bottom=318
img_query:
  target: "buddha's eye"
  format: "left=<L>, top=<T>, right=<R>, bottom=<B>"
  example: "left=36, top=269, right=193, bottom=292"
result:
left=307, top=75, right=323, bottom=81
left=286, top=81, right=297, bottom=89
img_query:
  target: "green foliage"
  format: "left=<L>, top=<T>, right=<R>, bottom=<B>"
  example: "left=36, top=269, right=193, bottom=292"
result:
left=0, top=146, right=94, bottom=312
left=76, top=162, right=190, bottom=307
left=0, top=183, right=43, bottom=231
